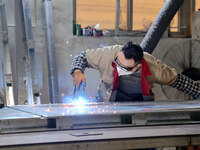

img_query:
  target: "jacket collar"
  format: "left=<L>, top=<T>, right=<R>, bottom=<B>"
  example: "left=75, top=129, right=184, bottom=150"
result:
left=141, top=58, right=152, bottom=77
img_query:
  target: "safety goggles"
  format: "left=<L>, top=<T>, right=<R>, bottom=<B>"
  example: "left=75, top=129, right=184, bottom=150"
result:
left=114, top=57, right=140, bottom=72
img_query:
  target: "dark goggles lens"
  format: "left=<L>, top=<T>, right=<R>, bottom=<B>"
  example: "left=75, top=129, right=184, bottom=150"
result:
left=114, top=57, right=140, bottom=72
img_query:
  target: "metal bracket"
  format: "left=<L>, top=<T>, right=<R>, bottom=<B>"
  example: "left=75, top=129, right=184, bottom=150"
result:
left=27, top=39, right=34, bottom=49
left=1, top=31, right=8, bottom=42
left=133, top=114, right=147, bottom=126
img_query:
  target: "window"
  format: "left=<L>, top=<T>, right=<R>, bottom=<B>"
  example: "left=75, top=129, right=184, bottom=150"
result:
left=169, top=12, right=178, bottom=32
left=132, top=0, right=165, bottom=31
left=195, top=0, right=200, bottom=11
left=75, top=0, right=165, bottom=32
left=74, top=0, right=192, bottom=37
left=76, top=0, right=116, bottom=30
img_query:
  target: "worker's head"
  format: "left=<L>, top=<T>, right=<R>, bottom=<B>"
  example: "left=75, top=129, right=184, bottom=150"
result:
left=115, top=42, right=143, bottom=73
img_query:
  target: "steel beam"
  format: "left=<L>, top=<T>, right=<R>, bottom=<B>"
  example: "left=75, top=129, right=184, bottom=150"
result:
left=0, top=0, right=14, bottom=105
left=15, top=0, right=40, bottom=105
left=21, top=0, right=40, bottom=105
left=43, top=0, right=60, bottom=103
left=14, top=0, right=40, bottom=105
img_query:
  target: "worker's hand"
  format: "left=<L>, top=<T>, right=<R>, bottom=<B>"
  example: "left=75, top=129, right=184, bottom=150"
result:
left=73, top=70, right=86, bottom=89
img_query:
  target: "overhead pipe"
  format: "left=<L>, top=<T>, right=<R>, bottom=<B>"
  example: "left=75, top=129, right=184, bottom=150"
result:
left=140, top=0, right=184, bottom=54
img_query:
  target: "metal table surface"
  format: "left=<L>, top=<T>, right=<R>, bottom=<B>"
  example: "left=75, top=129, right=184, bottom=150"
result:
left=0, top=107, right=40, bottom=120
left=6, top=100, right=200, bottom=118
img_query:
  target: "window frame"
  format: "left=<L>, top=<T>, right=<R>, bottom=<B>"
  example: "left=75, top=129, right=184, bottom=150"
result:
left=73, top=0, right=193, bottom=38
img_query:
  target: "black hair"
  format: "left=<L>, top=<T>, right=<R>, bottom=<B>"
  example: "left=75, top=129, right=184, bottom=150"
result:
left=121, top=41, right=143, bottom=63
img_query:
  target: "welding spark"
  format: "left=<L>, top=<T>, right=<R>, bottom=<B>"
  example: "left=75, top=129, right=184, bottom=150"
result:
left=62, top=95, right=89, bottom=105
left=73, top=96, right=87, bottom=105
left=62, top=95, right=91, bottom=114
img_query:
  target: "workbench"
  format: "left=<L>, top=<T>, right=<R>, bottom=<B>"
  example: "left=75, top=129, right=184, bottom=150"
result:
left=1, top=100, right=200, bottom=150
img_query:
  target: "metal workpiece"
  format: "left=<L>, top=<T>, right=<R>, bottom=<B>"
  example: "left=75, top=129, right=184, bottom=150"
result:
left=1, top=101, right=200, bottom=149
left=0, top=107, right=40, bottom=120
left=0, top=107, right=46, bottom=133
left=140, top=0, right=184, bottom=53
left=10, top=100, right=200, bottom=117
left=1, top=100, right=200, bottom=133
left=43, top=0, right=60, bottom=104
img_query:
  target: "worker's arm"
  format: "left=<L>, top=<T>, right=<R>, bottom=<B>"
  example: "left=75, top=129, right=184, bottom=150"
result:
left=71, top=45, right=121, bottom=87
left=144, top=52, right=200, bottom=99
left=70, top=51, right=88, bottom=75
left=171, top=73, right=200, bottom=99
left=70, top=51, right=88, bottom=88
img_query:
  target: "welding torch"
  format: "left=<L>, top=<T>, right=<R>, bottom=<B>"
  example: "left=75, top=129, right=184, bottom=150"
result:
left=73, top=81, right=86, bottom=100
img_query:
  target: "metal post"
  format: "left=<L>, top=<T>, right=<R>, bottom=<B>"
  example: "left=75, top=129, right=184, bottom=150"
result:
left=15, top=0, right=40, bottom=105
left=21, top=0, right=40, bottom=105
left=73, top=0, right=76, bottom=35
left=178, top=0, right=192, bottom=37
left=127, top=0, right=133, bottom=31
left=43, top=0, right=60, bottom=103
left=140, top=0, right=184, bottom=54
left=0, top=0, right=15, bottom=105
left=115, top=0, right=120, bottom=36
left=0, top=40, right=5, bottom=102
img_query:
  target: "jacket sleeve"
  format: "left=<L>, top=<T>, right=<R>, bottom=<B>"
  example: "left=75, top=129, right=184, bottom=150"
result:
left=171, top=73, right=200, bottom=99
left=70, top=51, right=88, bottom=75
left=144, top=52, right=178, bottom=85
left=86, top=45, right=121, bottom=70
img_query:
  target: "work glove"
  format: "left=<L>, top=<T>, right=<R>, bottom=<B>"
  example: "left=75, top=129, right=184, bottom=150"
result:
left=73, top=70, right=86, bottom=89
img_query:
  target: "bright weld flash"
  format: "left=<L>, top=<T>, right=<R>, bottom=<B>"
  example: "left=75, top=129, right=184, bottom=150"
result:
left=72, top=96, right=88, bottom=113
left=73, top=96, right=87, bottom=105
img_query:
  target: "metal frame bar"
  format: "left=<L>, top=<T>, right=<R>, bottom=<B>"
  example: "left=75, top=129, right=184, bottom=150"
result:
left=0, top=1, right=6, bottom=103
left=115, top=0, right=120, bottom=36
left=43, top=0, right=60, bottom=103
left=178, top=0, right=192, bottom=37
left=20, top=0, right=40, bottom=105
left=73, top=0, right=76, bottom=35
left=192, top=0, right=195, bottom=11
left=127, top=0, right=133, bottom=31
left=0, top=0, right=14, bottom=106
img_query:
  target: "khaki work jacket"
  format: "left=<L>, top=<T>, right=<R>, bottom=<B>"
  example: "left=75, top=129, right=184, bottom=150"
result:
left=86, top=45, right=177, bottom=102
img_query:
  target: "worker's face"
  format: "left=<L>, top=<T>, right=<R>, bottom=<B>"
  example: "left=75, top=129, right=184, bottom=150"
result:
left=116, top=52, right=142, bottom=73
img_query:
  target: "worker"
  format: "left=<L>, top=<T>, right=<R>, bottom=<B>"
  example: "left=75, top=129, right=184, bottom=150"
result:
left=71, top=41, right=200, bottom=102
